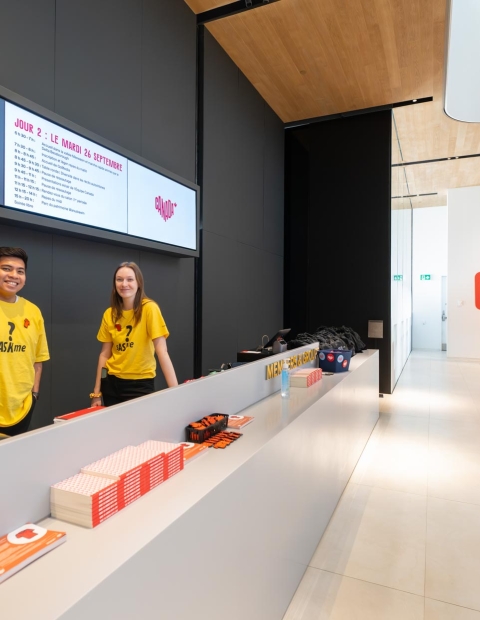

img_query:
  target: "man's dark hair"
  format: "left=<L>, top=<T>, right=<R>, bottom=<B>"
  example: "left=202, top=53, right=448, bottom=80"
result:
left=0, top=247, right=28, bottom=269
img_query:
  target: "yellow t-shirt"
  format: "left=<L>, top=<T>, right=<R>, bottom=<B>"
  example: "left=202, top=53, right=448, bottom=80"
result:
left=97, top=299, right=169, bottom=380
left=0, top=297, right=50, bottom=427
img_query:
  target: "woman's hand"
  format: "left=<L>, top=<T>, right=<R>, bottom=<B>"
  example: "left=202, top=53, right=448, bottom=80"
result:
left=91, top=342, right=112, bottom=408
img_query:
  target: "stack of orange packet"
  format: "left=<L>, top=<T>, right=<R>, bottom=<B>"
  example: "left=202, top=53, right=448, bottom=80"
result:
left=204, top=431, right=242, bottom=449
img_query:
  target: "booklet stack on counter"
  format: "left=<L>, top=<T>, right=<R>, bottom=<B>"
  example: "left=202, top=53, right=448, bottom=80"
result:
left=51, top=442, right=184, bottom=528
left=137, top=441, right=183, bottom=479
left=0, top=523, right=66, bottom=584
left=81, top=445, right=164, bottom=504
left=51, top=472, right=120, bottom=528
left=290, top=367, right=323, bottom=388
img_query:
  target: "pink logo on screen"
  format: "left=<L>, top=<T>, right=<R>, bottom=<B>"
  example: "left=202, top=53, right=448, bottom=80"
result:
left=155, top=196, right=177, bottom=222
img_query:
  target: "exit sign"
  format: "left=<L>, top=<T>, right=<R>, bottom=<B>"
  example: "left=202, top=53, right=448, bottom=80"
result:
left=393, top=275, right=403, bottom=281
left=420, top=274, right=431, bottom=281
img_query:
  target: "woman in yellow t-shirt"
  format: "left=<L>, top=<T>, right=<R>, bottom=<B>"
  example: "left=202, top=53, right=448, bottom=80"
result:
left=90, top=261, right=178, bottom=407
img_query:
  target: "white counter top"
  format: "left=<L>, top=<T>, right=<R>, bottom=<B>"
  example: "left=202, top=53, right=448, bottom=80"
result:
left=1, top=350, right=379, bottom=620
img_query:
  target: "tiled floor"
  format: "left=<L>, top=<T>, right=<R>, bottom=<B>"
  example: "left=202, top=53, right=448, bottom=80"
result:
left=283, top=350, right=480, bottom=619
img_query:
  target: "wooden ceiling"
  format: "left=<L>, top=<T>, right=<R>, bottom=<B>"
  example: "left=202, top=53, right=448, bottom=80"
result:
left=203, top=0, right=437, bottom=123
left=184, top=0, right=480, bottom=208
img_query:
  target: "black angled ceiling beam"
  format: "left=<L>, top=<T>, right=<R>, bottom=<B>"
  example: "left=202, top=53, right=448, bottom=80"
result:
left=197, top=0, right=281, bottom=26
left=285, top=97, right=433, bottom=129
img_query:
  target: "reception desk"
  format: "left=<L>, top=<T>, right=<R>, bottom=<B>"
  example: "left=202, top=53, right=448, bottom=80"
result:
left=0, top=347, right=379, bottom=620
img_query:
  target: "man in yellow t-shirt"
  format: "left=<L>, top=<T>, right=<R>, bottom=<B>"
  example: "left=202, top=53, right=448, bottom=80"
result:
left=0, top=248, right=50, bottom=436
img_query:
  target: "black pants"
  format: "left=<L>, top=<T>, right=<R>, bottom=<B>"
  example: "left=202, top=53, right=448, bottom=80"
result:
left=3, top=397, right=36, bottom=437
left=101, top=373, right=155, bottom=406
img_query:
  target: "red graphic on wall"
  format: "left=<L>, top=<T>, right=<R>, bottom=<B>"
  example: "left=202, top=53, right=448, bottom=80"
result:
left=476, top=273, right=480, bottom=310
left=155, top=196, right=177, bottom=222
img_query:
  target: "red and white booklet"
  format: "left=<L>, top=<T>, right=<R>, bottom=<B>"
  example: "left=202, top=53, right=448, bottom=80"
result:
left=227, top=415, right=254, bottom=429
left=0, top=523, right=66, bottom=584
left=180, top=442, right=209, bottom=463
left=54, top=406, right=105, bottom=423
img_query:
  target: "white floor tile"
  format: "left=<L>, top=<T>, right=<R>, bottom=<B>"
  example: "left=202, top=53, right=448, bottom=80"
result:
left=426, top=497, right=480, bottom=612
left=310, top=484, right=427, bottom=596
left=283, top=350, right=480, bottom=619
left=429, top=392, right=479, bottom=421
left=351, top=414, right=428, bottom=495
left=428, top=418, right=480, bottom=505
left=283, top=569, right=424, bottom=620
left=425, top=599, right=480, bottom=619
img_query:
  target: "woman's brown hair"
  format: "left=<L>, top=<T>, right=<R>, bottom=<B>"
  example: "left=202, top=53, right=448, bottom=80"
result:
left=110, top=262, right=150, bottom=325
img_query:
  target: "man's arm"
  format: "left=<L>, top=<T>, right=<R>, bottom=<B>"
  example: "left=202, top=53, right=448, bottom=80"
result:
left=33, top=362, right=43, bottom=394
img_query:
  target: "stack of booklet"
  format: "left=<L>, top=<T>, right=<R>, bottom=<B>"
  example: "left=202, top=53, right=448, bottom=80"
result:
left=290, top=367, right=323, bottom=388
left=51, top=472, right=121, bottom=528
left=51, top=442, right=184, bottom=528
left=137, top=441, right=184, bottom=479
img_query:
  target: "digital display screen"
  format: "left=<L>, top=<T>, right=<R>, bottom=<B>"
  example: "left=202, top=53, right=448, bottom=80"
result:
left=0, top=98, right=197, bottom=251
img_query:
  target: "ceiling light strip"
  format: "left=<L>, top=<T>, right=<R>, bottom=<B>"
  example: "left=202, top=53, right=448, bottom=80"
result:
left=392, top=153, right=480, bottom=167
left=391, top=193, right=438, bottom=199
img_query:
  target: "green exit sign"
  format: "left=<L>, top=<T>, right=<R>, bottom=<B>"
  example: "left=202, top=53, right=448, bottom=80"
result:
left=420, top=274, right=431, bottom=281
left=393, top=275, right=403, bottom=281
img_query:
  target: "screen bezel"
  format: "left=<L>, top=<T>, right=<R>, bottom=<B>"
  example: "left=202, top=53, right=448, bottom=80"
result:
left=0, top=85, right=200, bottom=258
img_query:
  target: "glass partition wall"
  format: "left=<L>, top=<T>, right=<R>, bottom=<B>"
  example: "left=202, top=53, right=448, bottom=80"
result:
left=391, top=112, right=413, bottom=388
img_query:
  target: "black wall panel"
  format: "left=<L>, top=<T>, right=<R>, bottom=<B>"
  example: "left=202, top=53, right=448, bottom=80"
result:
left=55, top=0, right=143, bottom=154
left=261, top=251, right=284, bottom=337
left=202, top=33, right=241, bottom=241
left=285, top=111, right=392, bottom=393
left=236, top=73, right=265, bottom=250
left=263, top=105, right=285, bottom=257
left=141, top=0, right=196, bottom=182
left=0, top=0, right=55, bottom=109
left=236, top=243, right=265, bottom=350
left=202, top=231, right=240, bottom=373
left=202, top=33, right=285, bottom=373
left=284, top=134, right=308, bottom=337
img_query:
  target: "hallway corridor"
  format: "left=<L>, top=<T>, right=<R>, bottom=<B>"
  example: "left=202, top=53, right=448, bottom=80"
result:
left=284, top=350, right=480, bottom=619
